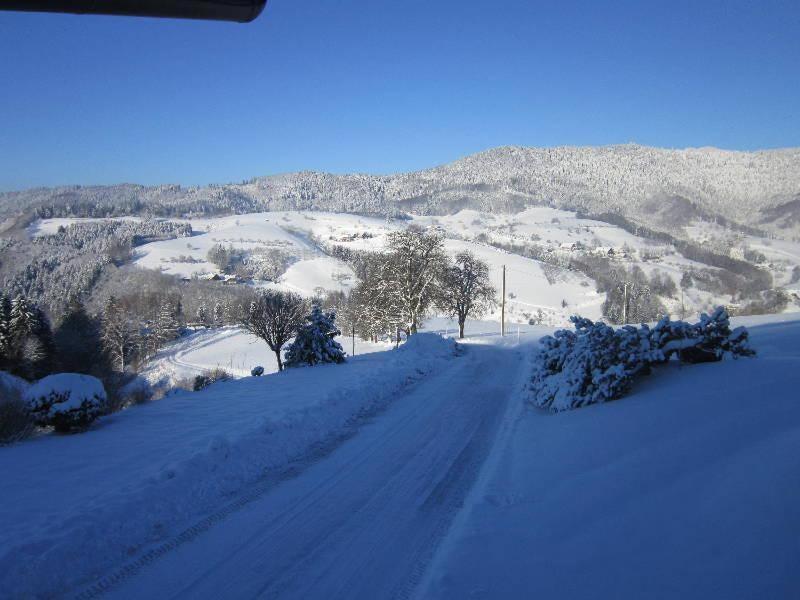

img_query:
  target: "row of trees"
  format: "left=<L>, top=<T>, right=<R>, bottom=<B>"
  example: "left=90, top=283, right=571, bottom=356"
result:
left=240, top=229, right=498, bottom=368
left=332, top=228, right=497, bottom=340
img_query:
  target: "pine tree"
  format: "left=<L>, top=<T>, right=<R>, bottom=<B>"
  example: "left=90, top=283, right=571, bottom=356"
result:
left=155, top=302, right=181, bottom=345
left=101, top=296, right=138, bottom=372
left=196, top=305, right=209, bottom=328
left=10, top=296, right=35, bottom=342
left=284, top=305, right=346, bottom=368
left=0, top=293, right=11, bottom=363
left=54, top=299, right=107, bottom=374
left=213, top=303, right=224, bottom=327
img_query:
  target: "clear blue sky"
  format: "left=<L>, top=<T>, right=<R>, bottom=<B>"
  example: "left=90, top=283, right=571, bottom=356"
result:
left=0, top=0, right=798, bottom=191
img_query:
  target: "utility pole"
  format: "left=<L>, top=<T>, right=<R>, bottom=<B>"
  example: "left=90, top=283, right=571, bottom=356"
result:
left=351, top=323, right=355, bottom=356
left=622, top=281, right=629, bottom=324
left=501, top=265, right=506, bottom=337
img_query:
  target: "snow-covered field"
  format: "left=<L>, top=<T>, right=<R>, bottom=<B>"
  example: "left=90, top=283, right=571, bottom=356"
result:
left=33, top=208, right=800, bottom=329
left=137, top=317, right=540, bottom=390
left=0, top=334, right=458, bottom=598
left=420, top=312, right=800, bottom=600
left=2, top=313, right=800, bottom=598
left=138, top=325, right=394, bottom=389
left=34, top=210, right=608, bottom=325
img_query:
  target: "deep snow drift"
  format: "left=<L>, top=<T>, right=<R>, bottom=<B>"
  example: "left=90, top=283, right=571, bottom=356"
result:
left=420, top=313, right=800, bottom=600
left=0, top=334, right=456, bottom=598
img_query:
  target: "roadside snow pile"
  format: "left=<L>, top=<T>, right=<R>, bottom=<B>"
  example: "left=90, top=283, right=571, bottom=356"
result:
left=399, top=331, right=458, bottom=358
left=423, top=315, right=800, bottom=600
left=24, top=373, right=107, bottom=432
left=0, top=370, right=29, bottom=395
left=1, top=372, right=32, bottom=444
left=531, top=307, right=753, bottom=411
left=0, top=334, right=456, bottom=598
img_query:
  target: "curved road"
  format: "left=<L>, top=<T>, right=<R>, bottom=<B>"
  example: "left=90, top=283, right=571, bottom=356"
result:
left=96, top=343, right=523, bottom=600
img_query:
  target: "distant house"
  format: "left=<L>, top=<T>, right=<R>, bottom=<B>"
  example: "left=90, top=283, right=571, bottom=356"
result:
left=729, top=246, right=746, bottom=260
left=592, top=246, right=615, bottom=257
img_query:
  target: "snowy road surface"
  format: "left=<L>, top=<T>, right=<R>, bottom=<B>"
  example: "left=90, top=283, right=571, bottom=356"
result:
left=94, top=343, right=524, bottom=600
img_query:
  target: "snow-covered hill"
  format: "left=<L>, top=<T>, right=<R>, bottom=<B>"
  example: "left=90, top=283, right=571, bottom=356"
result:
left=421, top=313, right=800, bottom=600
left=5, top=144, right=799, bottom=237
left=3, top=314, right=798, bottom=598
left=31, top=203, right=800, bottom=332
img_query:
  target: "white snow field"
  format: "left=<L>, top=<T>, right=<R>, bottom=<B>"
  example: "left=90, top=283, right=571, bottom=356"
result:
left=138, top=325, right=393, bottom=388
left=0, top=334, right=465, bottom=598
left=419, top=313, right=800, bottom=600
left=34, top=208, right=800, bottom=327
left=2, top=315, right=800, bottom=599
left=138, top=317, right=539, bottom=391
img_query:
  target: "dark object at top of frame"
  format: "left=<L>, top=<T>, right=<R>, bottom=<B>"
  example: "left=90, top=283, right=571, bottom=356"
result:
left=1, top=1, right=268, bottom=22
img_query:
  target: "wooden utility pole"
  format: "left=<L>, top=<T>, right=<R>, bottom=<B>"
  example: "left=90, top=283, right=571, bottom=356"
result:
left=351, top=323, right=355, bottom=356
left=501, top=265, right=506, bottom=337
left=622, top=281, right=629, bottom=324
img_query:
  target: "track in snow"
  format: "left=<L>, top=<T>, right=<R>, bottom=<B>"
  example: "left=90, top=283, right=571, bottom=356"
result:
left=85, top=343, right=523, bottom=600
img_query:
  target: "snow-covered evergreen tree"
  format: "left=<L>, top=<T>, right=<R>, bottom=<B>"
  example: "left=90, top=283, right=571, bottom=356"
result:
left=10, top=296, right=36, bottom=342
left=284, top=305, right=346, bottom=368
left=196, top=305, right=209, bottom=328
left=101, top=296, right=138, bottom=372
left=0, top=293, right=11, bottom=363
left=154, top=303, right=181, bottom=345
left=54, top=299, right=108, bottom=375
left=213, top=303, right=225, bottom=328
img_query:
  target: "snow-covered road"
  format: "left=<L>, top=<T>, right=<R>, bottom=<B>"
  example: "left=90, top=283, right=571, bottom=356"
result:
left=89, top=343, right=525, bottom=600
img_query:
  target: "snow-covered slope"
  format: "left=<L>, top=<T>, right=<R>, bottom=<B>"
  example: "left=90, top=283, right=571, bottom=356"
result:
left=34, top=205, right=800, bottom=326
left=5, top=144, right=799, bottom=236
left=138, top=325, right=393, bottom=389
left=0, top=334, right=457, bottom=598
left=421, top=313, right=800, bottom=600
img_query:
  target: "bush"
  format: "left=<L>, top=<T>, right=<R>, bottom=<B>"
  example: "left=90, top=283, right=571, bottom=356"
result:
left=531, top=307, right=754, bottom=412
left=250, top=365, right=264, bottom=377
left=24, top=373, right=108, bottom=432
left=192, top=368, right=232, bottom=391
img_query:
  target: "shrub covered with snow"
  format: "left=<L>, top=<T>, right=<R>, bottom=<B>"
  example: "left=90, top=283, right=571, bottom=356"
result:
left=531, top=307, right=754, bottom=411
left=284, top=305, right=346, bottom=368
left=23, top=373, right=107, bottom=432
left=251, top=365, right=264, bottom=377
left=192, top=368, right=232, bottom=391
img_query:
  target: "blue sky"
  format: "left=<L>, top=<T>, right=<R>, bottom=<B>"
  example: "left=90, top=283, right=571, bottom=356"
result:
left=0, top=0, right=798, bottom=191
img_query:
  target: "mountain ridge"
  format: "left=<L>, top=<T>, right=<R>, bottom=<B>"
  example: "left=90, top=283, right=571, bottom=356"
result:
left=2, top=144, right=799, bottom=237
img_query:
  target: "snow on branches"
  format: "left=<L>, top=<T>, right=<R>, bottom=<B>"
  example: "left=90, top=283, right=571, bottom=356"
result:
left=284, top=305, right=346, bottom=368
left=531, top=307, right=754, bottom=411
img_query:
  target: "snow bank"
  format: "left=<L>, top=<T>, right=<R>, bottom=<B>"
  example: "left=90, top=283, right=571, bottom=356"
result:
left=0, top=370, right=28, bottom=396
left=398, top=331, right=457, bottom=358
left=423, top=316, right=800, bottom=599
left=0, top=335, right=456, bottom=597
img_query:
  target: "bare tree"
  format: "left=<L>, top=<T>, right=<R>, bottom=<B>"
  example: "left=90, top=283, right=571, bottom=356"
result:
left=241, top=291, right=306, bottom=371
left=380, top=228, right=447, bottom=334
left=437, top=251, right=496, bottom=338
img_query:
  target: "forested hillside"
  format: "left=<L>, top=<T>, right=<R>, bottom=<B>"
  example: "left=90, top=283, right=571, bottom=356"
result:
left=2, top=145, right=799, bottom=238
